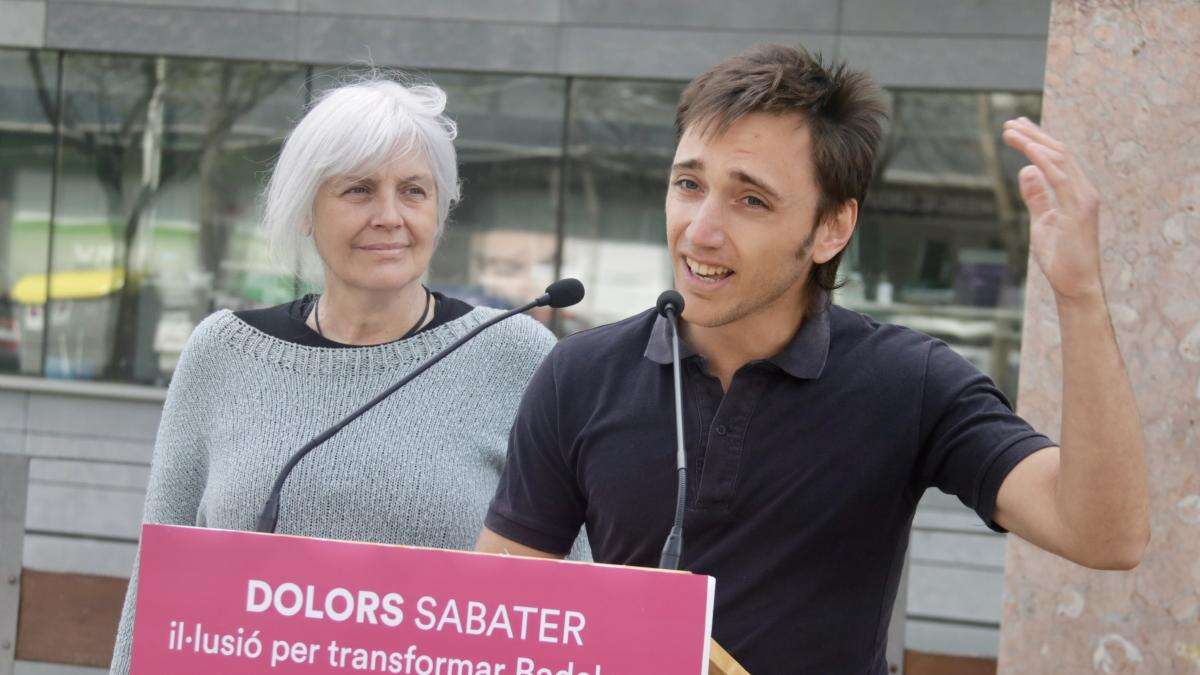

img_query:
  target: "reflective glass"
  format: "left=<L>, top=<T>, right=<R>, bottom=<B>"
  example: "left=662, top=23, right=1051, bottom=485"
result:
left=8, top=49, right=1041, bottom=396
left=431, top=73, right=566, bottom=326
left=49, top=53, right=306, bottom=383
left=561, top=78, right=684, bottom=332
left=839, top=91, right=1043, bottom=398
left=0, top=49, right=58, bottom=376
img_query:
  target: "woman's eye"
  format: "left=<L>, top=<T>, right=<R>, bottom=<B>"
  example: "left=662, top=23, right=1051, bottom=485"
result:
left=406, top=186, right=428, bottom=197
left=344, top=185, right=369, bottom=195
left=744, top=195, right=768, bottom=209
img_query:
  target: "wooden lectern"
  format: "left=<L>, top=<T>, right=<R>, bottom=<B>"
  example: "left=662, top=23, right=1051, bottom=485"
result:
left=708, top=638, right=749, bottom=674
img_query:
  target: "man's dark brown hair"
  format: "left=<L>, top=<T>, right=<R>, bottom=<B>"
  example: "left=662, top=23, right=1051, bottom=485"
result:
left=675, top=44, right=888, bottom=302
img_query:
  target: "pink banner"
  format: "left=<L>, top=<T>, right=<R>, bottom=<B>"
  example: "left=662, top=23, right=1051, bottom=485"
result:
left=132, top=524, right=715, bottom=674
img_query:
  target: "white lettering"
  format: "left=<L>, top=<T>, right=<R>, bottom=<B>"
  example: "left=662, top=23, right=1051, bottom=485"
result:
left=304, top=585, right=325, bottom=619
left=466, top=601, right=487, bottom=635
left=438, top=600, right=464, bottom=633
left=324, top=587, right=354, bottom=622
left=538, top=608, right=560, bottom=644
left=274, top=583, right=303, bottom=616
left=246, top=580, right=271, bottom=613
left=415, top=596, right=437, bottom=630
left=513, top=605, right=538, bottom=640
left=356, top=590, right=381, bottom=625
left=488, top=605, right=513, bottom=639
left=381, top=593, right=404, bottom=627
left=563, top=611, right=586, bottom=646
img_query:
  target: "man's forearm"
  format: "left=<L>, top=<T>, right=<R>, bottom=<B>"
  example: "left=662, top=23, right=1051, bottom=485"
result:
left=1053, top=289, right=1149, bottom=566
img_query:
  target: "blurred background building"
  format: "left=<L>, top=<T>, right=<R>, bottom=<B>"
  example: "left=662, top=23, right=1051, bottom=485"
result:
left=0, top=0, right=1053, bottom=671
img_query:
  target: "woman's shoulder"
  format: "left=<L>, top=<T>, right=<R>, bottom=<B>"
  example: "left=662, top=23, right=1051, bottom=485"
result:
left=158, top=310, right=241, bottom=399
left=467, top=307, right=557, bottom=354
left=233, top=297, right=308, bottom=337
left=445, top=307, right=557, bottom=381
left=175, top=309, right=243, bottom=367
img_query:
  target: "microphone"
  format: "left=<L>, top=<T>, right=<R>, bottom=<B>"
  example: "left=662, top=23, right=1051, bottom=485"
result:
left=254, top=279, right=586, bottom=534
left=655, top=290, right=687, bottom=570
left=656, top=290, right=683, bottom=318
left=540, top=278, right=585, bottom=309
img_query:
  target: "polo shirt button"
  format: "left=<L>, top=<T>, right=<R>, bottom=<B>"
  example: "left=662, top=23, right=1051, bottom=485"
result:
left=715, top=424, right=728, bottom=436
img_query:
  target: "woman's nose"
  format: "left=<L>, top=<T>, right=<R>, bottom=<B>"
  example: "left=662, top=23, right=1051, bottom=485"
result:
left=372, top=193, right=406, bottom=229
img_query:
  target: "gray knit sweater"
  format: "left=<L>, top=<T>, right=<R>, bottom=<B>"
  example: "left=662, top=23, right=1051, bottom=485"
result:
left=110, top=306, right=585, bottom=674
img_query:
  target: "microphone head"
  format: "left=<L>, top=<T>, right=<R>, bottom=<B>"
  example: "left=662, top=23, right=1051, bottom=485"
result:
left=656, top=290, right=684, bottom=317
left=544, top=278, right=585, bottom=308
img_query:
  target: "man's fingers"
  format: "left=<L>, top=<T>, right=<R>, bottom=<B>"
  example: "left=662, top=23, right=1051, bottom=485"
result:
left=1018, top=165, right=1055, bottom=220
left=1025, top=142, right=1070, bottom=190
left=1004, top=119, right=1092, bottom=191
left=1006, top=117, right=1067, bottom=153
left=1003, top=127, right=1066, bottom=165
left=1004, top=126, right=1097, bottom=214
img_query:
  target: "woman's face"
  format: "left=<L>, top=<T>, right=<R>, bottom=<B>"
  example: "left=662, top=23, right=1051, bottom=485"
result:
left=311, top=152, right=439, bottom=294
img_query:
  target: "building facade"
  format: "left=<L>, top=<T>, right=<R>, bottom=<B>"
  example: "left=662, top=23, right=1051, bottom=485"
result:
left=0, top=0, right=1052, bottom=667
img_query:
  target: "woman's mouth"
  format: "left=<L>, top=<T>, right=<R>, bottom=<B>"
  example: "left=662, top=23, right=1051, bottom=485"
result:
left=359, top=243, right=407, bottom=252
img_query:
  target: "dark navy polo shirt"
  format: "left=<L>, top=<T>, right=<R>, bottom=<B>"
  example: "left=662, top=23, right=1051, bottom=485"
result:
left=485, top=304, right=1052, bottom=674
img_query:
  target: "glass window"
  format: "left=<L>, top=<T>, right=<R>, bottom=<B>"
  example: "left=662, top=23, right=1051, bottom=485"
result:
left=0, top=49, right=59, bottom=376
left=431, top=73, right=567, bottom=326
left=4, top=49, right=1040, bottom=394
left=839, top=91, right=1042, bottom=398
left=48, top=53, right=306, bottom=384
left=560, top=78, right=684, bottom=333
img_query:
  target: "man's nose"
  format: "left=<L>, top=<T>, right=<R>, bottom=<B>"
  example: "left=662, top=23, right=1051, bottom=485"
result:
left=685, top=197, right=726, bottom=249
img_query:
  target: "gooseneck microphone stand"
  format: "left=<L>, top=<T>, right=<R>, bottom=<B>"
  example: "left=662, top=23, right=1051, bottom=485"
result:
left=656, top=290, right=687, bottom=570
left=254, top=279, right=586, bottom=534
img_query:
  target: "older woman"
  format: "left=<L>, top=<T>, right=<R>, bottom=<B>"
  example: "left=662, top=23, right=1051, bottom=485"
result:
left=109, top=75, right=585, bottom=673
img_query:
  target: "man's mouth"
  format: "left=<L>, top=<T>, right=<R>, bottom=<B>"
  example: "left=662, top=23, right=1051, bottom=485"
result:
left=684, top=256, right=735, bottom=282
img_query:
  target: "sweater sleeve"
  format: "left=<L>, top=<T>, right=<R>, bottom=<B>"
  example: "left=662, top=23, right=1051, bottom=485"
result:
left=109, top=315, right=217, bottom=674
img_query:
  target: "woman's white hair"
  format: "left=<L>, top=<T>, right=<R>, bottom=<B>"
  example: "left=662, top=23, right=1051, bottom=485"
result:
left=262, top=71, right=460, bottom=285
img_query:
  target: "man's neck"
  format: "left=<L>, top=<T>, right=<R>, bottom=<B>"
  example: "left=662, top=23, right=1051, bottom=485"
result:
left=313, top=279, right=430, bottom=345
left=681, top=295, right=808, bottom=392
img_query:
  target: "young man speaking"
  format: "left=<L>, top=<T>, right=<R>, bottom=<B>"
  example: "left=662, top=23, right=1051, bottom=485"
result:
left=476, top=45, right=1148, bottom=673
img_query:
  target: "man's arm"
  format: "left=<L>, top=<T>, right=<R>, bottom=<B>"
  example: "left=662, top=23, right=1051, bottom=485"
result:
left=992, top=117, right=1150, bottom=570
left=475, top=528, right=564, bottom=559
left=476, top=346, right=589, bottom=560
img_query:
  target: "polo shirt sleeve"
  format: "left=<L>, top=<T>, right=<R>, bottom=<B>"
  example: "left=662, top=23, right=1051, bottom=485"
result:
left=485, top=347, right=587, bottom=555
left=916, top=340, right=1055, bottom=532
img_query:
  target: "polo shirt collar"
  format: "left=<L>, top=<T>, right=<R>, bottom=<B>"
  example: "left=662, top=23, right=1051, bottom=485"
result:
left=642, top=301, right=831, bottom=380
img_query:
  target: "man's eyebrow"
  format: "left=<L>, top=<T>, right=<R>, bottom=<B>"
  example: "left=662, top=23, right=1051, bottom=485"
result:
left=731, top=169, right=781, bottom=200
left=670, top=161, right=782, bottom=200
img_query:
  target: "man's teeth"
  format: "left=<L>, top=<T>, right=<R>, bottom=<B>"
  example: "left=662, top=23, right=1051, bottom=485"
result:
left=686, top=258, right=733, bottom=279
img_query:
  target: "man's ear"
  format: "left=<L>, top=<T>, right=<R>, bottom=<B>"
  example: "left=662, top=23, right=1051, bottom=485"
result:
left=811, top=199, right=858, bottom=264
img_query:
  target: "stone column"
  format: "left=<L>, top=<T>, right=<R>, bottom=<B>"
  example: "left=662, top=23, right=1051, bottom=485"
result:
left=998, top=1, right=1200, bottom=673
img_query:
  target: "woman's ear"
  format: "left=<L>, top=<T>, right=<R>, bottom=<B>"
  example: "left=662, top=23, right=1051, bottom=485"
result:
left=811, top=199, right=858, bottom=265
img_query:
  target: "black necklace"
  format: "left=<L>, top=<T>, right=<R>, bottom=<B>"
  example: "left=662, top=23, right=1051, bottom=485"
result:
left=313, top=286, right=433, bottom=343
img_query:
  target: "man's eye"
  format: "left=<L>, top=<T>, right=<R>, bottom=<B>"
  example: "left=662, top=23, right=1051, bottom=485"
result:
left=744, top=195, right=768, bottom=209
left=344, top=185, right=369, bottom=195
left=675, top=178, right=700, bottom=191
left=406, top=186, right=428, bottom=197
